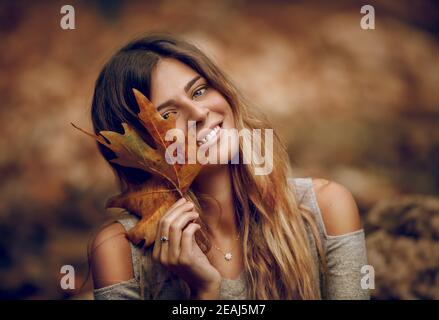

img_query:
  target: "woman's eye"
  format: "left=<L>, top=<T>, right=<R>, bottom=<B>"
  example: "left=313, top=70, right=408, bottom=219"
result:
left=162, top=111, right=177, bottom=120
left=193, top=86, right=208, bottom=98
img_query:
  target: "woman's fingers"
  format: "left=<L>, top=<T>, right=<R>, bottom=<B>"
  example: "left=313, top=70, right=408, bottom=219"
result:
left=159, top=201, right=195, bottom=263
left=168, top=211, right=199, bottom=264
left=152, top=219, right=164, bottom=262
left=167, top=197, right=187, bottom=213
left=152, top=197, right=187, bottom=262
left=179, top=223, right=201, bottom=264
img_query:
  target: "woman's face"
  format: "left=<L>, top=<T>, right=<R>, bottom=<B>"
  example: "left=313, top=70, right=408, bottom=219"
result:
left=149, top=58, right=239, bottom=169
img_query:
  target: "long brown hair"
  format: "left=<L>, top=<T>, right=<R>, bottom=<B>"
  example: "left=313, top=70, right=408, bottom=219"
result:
left=89, top=32, right=326, bottom=299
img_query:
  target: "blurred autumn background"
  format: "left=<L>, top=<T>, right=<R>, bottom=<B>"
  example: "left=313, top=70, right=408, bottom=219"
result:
left=0, top=0, right=438, bottom=300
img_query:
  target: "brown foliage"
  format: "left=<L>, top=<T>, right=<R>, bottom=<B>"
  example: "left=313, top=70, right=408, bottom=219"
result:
left=72, top=89, right=209, bottom=251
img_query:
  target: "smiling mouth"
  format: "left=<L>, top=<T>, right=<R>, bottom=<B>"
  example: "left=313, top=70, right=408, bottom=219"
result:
left=197, top=123, right=222, bottom=147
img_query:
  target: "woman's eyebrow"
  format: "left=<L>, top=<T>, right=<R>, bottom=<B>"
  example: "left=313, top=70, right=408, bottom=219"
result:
left=156, top=75, right=202, bottom=111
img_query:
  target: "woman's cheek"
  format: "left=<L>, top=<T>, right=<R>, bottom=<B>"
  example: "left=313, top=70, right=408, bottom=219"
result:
left=208, top=93, right=231, bottom=112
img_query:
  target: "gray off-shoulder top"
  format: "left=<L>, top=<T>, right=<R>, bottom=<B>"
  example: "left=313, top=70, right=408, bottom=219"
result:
left=93, top=177, right=370, bottom=300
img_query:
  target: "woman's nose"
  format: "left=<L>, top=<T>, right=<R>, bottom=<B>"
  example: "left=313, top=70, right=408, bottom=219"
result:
left=183, top=100, right=209, bottom=124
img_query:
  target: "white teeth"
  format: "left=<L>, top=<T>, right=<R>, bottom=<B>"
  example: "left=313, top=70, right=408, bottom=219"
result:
left=198, top=125, right=221, bottom=146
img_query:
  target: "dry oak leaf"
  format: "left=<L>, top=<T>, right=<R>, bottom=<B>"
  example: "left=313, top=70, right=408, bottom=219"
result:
left=72, top=88, right=210, bottom=252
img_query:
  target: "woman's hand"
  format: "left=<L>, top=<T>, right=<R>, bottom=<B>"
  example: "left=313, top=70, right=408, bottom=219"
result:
left=152, top=197, right=222, bottom=298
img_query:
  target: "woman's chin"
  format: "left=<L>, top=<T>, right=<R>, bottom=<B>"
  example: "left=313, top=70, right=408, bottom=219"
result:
left=198, top=152, right=239, bottom=175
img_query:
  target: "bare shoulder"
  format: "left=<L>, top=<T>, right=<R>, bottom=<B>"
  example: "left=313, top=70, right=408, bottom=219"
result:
left=311, top=178, right=362, bottom=236
left=90, top=221, right=135, bottom=289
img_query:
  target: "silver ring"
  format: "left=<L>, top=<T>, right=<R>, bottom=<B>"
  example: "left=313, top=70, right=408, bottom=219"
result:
left=160, top=236, right=169, bottom=243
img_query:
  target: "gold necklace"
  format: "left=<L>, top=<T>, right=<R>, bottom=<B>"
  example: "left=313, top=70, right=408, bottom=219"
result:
left=210, top=232, right=241, bottom=261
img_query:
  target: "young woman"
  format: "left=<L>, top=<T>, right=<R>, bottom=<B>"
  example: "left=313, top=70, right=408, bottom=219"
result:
left=89, top=33, right=370, bottom=300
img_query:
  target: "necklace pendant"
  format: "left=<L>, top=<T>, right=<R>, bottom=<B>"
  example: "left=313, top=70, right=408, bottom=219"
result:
left=224, top=253, right=232, bottom=261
